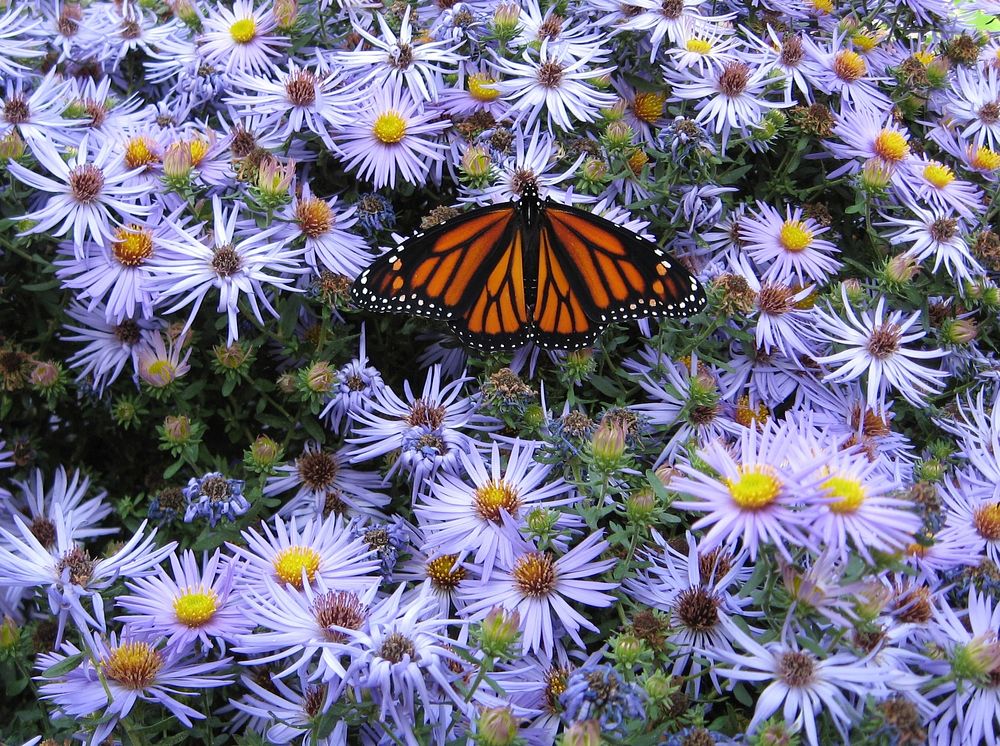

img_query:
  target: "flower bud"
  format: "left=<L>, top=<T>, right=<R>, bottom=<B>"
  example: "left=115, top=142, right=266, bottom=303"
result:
left=277, top=372, right=298, bottom=394
left=163, top=141, right=192, bottom=185
left=247, top=434, right=283, bottom=470
left=841, top=278, right=864, bottom=304
left=477, top=707, right=518, bottom=746
left=859, top=157, right=892, bottom=193
left=491, top=2, right=520, bottom=40
left=29, top=360, right=62, bottom=391
left=111, top=397, right=142, bottom=429
left=213, top=342, right=253, bottom=370
left=254, top=156, right=295, bottom=208
left=643, top=670, right=672, bottom=703
left=300, top=361, right=335, bottom=396
left=590, top=419, right=626, bottom=471
left=882, top=253, right=920, bottom=286
left=162, top=415, right=193, bottom=445
left=951, top=635, right=1000, bottom=681
left=626, top=489, right=657, bottom=522
left=0, top=616, right=20, bottom=649
left=560, top=720, right=601, bottom=746
left=610, top=633, right=645, bottom=667
left=523, top=403, right=544, bottom=431
left=563, top=348, right=596, bottom=382
left=274, top=0, right=297, bottom=29
left=604, top=120, right=635, bottom=150
left=478, top=607, right=521, bottom=659
left=940, top=317, right=977, bottom=345
left=0, top=130, right=26, bottom=162
left=461, top=145, right=492, bottom=181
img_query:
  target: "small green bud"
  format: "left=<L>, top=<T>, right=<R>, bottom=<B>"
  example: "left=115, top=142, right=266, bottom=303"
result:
left=476, top=706, right=519, bottom=746
left=477, top=607, right=521, bottom=659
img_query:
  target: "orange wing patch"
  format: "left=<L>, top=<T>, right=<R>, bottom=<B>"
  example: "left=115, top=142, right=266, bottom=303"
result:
left=533, top=228, right=593, bottom=339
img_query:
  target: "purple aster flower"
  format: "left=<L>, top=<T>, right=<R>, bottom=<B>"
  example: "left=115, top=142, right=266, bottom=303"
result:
left=182, top=472, right=248, bottom=527
left=346, top=364, right=498, bottom=492
left=198, top=0, right=289, bottom=74
left=335, top=79, right=448, bottom=190
left=116, top=548, right=252, bottom=654
left=823, top=104, right=913, bottom=180
left=739, top=202, right=842, bottom=285
left=278, top=183, right=374, bottom=279
left=414, top=439, right=581, bottom=581
left=36, top=634, right=232, bottom=744
left=265, top=441, right=390, bottom=522
left=944, top=66, right=1000, bottom=149
left=936, top=475, right=998, bottom=566
left=620, top=0, right=734, bottom=61
left=801, top=30, right=891, bottom=113
left=333, top=584, right=470, bottom=745
left=0, top=5, right=45, bottom=78
left=137, top=330, right=192, bottom=389
left=923, top=589, right=1000, bottom=746
left=809, top=289, right=949, bottom=409
left=230, top=672, right=345, bottom=744
left=670, top=419, right=824, bottom=560
left=437, top=65, right=511, bottom=119
left=3, top=467, right=114, bottom=546
left=0, top=514, right=174, bottom=641
left=624, top=530, right=756, bottom=692
left=0, top=72, right=77, bottom=146
left=664, top=24, right=741, bottom=75
left=459, top=529, right=617, bottom=656
left=794, top=440, right=921, bottom=563
left=229, top=513, right=380, bottom=594
left=337, top=6, right=462, bottom=103
left=354, top=517, right=413, bottom=581
left=707, top=620, right=888, bottom=746
left=894, top=155, right=986, bottom=220
left=881, top=203, right=983, bottom=283
left=236, top=576, right=382, bottom=682
left=492, top=39, right=617, bottom=132
left=320, top=326, right=386, bottom=434
left=559, top=664, right=646, bottom=735
left=149, top=195, right=307, bottom=344
left=61, top=302, right=158, bottom=392
left=670, top=59, right=788, bottom=153
left=226, top=62, right=357, bottom=144
left=9, top=134, right=151, bottom=254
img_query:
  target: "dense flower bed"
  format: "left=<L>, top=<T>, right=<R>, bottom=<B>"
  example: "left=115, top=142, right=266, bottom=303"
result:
left=2, top=0, right=1000, bottom=744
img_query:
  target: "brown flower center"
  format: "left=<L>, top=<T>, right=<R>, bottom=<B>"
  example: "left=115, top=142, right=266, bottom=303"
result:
left=513, top=551, right=557, bottom=598
left=673, top=586, right=721, bottom=633
left=718, top=62, right=751, bottom=97
left=211, top=244, right=242, bottom=277
left=297, top=450, right=338, bottom=492
left=312, top=590, right=368, bottom=642
left=979, top=102, right=1000, bottom=125
left=537, top=61, right=564, bottom=89
left=780, top=34, right=804, bottom=66
left=974, top=503, right=1000, bottom=541
left=405, top=398, right=447, bottom=428
left=69, top=164, right=104, bottom=204
left=56, top=546, right=95, bottom=586
left=295, top=197, right=333, bottom=238
left=777, top=650, right=816, bottom=687
left=113, top=319, right=142, bottom=345
left=756, top=284, right=795, bottom=315
left=4, top=95, right=29, bottom=124
left=378, top=631, right=417, bottom=663
left=426, top=554, right=466, bottom=591
left=390, top=44, right=414, bottom=70
left=929, top=217, right=958, bottom=243
left=285, top=70, right=317, bottom=107
left=660, top=0, right=683, bottom=18
left=30, top=516, right=57, bottom=549
left=866, top=322, right=902, bottom=360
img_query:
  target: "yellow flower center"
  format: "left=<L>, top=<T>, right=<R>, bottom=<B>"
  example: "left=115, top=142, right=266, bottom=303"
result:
left=474, top=479, right=521, bottom=522
left=923, top=161, right=954, bottom=189
left=851, top=30, right=882, bottom=53
left=101, top=642, right=163, bottom=690
left=188, top=137, right=209, bottom=166
left=823, top=475, right=867, bottom=514
left=971, top=145, right=1000, bottom=172
left=124, top=136, right=158, bottom=170
left=913, top=49, right=935, bottom=65
left=230, top=17, right=257, bottom=44
left=273, top=545, right=322, bottom=588
left=779, top=219, right=814, bottom=252
left=112, top=225, right=154, bottom=267
left=734, top=395, right=769, bottom=428
left=173, top=588, right=219, bottom=627
left=974, top=503, right=1000, bottom=541
left=833, top=50, right=866, bottom=82
left=873, top=129, right=909, bottom=163
left=295, top=197, right=334, bottom=238
left=627, top=148, right=649, bottom=175
left=810, top=0, right=834, bottom=13
left=632, top=92, right=666, bottom=124
left=425, top=554, right=466, bottom=591
left=467, top=73, right=500, bottom=102
left=146, top=360, right=177, bottom=385
left=725, top=465, right=782, bottom=510
left=685, top=38, right=713, bottom=55
left=372, top=111, right=407, bottom=144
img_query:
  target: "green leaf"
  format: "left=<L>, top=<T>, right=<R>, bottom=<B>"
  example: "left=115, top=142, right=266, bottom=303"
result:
left=163, top=459, right=185, bottom=480
left=42, top=652, right=86, bottom=678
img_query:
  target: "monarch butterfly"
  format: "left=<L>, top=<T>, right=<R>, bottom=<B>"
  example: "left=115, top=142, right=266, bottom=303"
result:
left=350, top=182, right=707, bottom=351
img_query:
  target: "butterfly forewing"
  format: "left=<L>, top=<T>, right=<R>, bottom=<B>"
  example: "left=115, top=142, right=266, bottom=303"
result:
left=351, top=205, right=521, bottom=322
left=539, top=202, right=707, bottom=323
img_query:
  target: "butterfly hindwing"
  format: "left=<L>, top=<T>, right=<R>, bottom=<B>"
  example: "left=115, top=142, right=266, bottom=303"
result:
left=538, top=201, right=707, bottom=324
left=531, top=224, right=603, bottom=349
left=351, top=204, right=521, bottom=323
